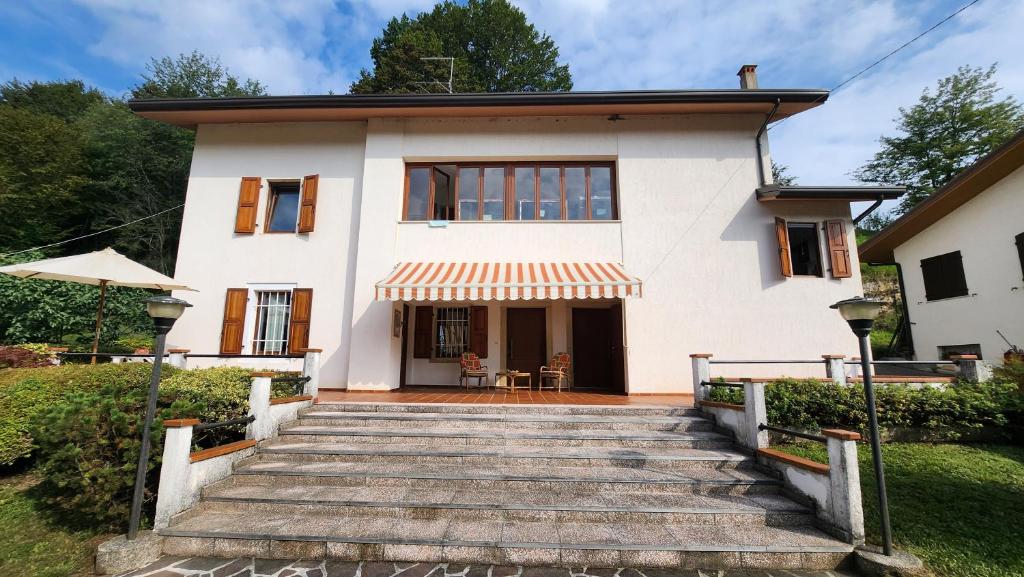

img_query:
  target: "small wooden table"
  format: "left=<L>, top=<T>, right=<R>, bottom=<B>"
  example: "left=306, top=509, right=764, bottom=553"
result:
left=496, top=370, right=531, bottom=392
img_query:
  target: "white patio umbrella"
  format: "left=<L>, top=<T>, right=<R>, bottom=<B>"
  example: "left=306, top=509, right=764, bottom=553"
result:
left=0, top=247, right=196, bottom=360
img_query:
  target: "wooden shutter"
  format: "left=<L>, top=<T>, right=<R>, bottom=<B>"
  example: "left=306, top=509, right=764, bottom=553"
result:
left=1016, top=232, right=1024, bottom=281
left=413, top=306, right=433, bottom=358
left=234, top=177, right=261, bottom=234
left=774, top=217, right=792, bottom=277
left=942, top=252, right=968, bottom=298
left=470, top=306, right=488, bottom=358
left=920, top=255, right=944, bottom=300
left=219, top=288, right=248, bottom=354
left=825, top=220, right=852, bottom=278
left=288, top=289, right=313, bottom=354
left=297, top=174, right=319, bottom=233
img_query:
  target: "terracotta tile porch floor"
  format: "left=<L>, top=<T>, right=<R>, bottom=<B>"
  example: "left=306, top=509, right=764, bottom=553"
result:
left=316, top=386, right=693, bottom=406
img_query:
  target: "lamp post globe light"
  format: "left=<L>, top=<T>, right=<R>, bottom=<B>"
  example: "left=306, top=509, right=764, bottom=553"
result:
left=128, top=296, right=191, bottom=540
left=830, top=296, right=892, bottom=556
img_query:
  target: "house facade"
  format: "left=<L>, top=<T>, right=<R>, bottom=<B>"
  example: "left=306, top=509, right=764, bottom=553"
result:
left=860, top=130, right=1024, bottom=363
left=133, top=67, right=901, bottom=393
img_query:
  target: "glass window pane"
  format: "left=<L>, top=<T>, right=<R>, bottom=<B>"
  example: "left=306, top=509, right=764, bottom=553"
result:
left=482, top=167, right=504, bottom=221
left=590, top=166, right=613, bottom=220
left=406, top=168, right=430, bottom=220
left=432, top=167, right=455, bottom=220
left=565, top=167, right=586, bottom=220
left=514, top=167, right=535, bottom=220
left=267, top=183, right=300, bottom=232
left=539, top=167, right=560, bottom=220
left=458, top=168, right=479, bottom=220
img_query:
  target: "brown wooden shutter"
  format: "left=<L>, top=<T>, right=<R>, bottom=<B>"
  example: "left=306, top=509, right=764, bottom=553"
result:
left=470, top=306, right=488, bottom=358
left=297, top=174, right=319, bottom=233
left=219, top=288, right=248, bottom=354
left=413, top=306, right=433, bottom=358
left=774, top=217, right=792, bottom=278
left=288, top=288, right=313, bottom=354
left=825, top=220, right=852, bottom=278
left=234, top=177, right=261, bottom=234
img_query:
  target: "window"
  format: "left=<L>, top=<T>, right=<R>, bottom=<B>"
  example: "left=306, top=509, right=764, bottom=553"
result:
left=1016, top=232, right=1024, bottom=281
left=403, top=162, right=617, bottom=221
left=938, top=344, right=982, bottom=361
left=921, top=251, right=968, bottom=301
left=252, top=290, right=291, bottom=354
left=434, top=307, right=470, bottom=360
left=787, top=223, right=823, bottom=277
left=266, top=182, right=301, bottom=232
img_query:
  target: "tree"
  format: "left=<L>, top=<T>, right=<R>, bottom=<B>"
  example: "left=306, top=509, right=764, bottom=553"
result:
left=1, top=79, right=104, bottom=122
left=131, top=51, right=267, bottom=99
left=856, top=64, right=1024, bottom=215
left=771, top=161, right=796, bottom=185
left=352, top=0, right=572, bottom=94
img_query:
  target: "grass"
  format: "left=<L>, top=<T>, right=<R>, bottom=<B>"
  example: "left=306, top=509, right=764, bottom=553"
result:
left=0, top=473, right=103, bottom=577
left=781, top=442, right=1024, bottom=577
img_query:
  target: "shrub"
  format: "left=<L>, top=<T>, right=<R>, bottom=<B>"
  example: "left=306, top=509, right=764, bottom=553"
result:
left=13, top=342, right=55, bottom=357
left=0, top=345, right=52, bottom=369
left=160, top=366, right=253, bottom=423
left=993, top=359, right=1024, bottom=392
left=112, top=334, right=155, bottom=353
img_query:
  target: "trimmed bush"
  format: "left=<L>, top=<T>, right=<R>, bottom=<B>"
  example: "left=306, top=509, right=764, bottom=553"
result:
left=160, top=366, right=253, bottom=423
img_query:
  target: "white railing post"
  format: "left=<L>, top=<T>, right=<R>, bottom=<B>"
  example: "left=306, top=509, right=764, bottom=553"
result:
left=246, top=373, right=273, bottom=441
left=690, top=353, right=712, bottom=404
left=167, top=349, right=189, bottom=370
left=951, top=354, right=991, bottom=383
left=301, top=348, right=322, bottom=397
left=823, top=354, right=847, bottom=384
left=154, top=419, right=196, bottom=530
left=742, top=379, right=769, bottom=450
left=822, top=429, right=865, bottom=544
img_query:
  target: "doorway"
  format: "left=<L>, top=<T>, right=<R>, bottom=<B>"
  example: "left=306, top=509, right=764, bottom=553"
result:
left=572, top=304, right=625, bottom=393
left=506, top=308, right=547, bottom=383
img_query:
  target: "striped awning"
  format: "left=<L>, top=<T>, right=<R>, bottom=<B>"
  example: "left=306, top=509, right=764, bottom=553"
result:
left=375, top=262, right=642, bottom=301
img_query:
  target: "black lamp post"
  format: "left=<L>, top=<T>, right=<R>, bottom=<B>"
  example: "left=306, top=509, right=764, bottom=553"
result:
left=127, top=295, right=191, bottom=540
left=830, top=296, right=892, bottom=556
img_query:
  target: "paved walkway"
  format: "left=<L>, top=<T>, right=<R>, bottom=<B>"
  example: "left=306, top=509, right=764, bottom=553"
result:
left=316, top=387, right=693, bottom=406
left=119, top=558, right=854, bottom=577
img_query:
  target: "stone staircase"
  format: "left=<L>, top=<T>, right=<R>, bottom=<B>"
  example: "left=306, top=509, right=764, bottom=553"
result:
left=160, top=402, right=853, bottom=570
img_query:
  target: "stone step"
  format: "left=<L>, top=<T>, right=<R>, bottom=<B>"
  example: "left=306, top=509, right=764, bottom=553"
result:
left=278, top=425, right=732, bottom=449
left=256, top=440, right=753, bottom=470
left=310, top=402, right=701, bottom=418
left=195, top=483, right=812, bottom=525
left=297, top=410, right=715, bottom=432
left=227, top=460, right=782, bottom=495
left=160, top=511, right=851, bottom=569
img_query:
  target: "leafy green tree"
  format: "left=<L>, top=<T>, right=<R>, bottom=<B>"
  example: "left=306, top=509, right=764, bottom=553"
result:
left=856, top=64, right=1024, bottom=215
left=352, top=0, right=572, bottom=94
left=0, top=79, right=104, bottom=122
left=131, top=50, right=267, bottom=99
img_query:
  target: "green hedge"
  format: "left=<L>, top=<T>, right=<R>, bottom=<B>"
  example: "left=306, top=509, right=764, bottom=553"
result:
left=708, top=378, right=1021, bottom=440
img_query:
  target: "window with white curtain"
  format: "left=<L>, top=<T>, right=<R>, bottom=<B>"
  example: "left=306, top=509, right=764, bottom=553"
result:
left=252, top=290, right=292, bottom=354
left=434, top=307, right=470, bottom=360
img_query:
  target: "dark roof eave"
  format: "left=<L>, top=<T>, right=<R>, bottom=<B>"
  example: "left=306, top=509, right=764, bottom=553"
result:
left=756, top=185, right=905, bottom=201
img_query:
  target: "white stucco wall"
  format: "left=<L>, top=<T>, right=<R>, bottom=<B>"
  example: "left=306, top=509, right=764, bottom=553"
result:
left=893, top=165, right=1024, bottom=362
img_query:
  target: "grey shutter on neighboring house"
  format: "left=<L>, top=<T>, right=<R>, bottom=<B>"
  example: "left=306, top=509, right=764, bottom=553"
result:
left=921, top=251, right=968, bottom=301
left=1016, top=232, right=1024, bottom=281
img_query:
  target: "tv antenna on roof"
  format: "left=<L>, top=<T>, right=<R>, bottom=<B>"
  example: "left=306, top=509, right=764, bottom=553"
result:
left=412, top=57, right=454, bottom=93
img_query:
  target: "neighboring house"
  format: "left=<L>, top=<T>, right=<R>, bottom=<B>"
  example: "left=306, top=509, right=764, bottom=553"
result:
left=130, top=65, right=901, bottom=392
left=860, top=129, right=1024, bottom=363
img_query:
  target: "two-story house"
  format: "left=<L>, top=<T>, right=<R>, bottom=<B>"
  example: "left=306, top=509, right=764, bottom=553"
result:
left=131, top=66, right=902, bottom=393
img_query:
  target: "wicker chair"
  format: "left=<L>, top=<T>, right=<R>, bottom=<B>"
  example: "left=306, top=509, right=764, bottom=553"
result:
left=539, top=352, right=571, bottom=392
left=460, top=352, right=489, bottom=389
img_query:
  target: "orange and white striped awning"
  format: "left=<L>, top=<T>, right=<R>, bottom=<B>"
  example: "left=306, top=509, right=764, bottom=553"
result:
left=375, top=262, right=642, bottom=301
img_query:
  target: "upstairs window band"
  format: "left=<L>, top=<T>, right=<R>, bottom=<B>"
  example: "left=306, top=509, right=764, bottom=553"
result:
left=404, top=162, right=617, bottom=222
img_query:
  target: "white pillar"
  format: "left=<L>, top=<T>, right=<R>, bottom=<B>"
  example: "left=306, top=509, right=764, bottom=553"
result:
left=823, top=429, right=865, bottom=544
left=154, top=419, right=195, bottom=530
left=246, top=374, right=273, bottom=441
left=742, top=380, right=768, bottom=450
left=167, top=349, right=189, bottom=370
left=301, top=349, right=322, bottom=397
left=823, top=354, right=847, bottom=385
left=690, top=354, right=712, bottom=404
left=952, top=354, right=991, bottom=383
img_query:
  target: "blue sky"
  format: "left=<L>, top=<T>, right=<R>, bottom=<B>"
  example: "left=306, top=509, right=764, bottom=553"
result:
left=1, top=0, right=1021, bottom=205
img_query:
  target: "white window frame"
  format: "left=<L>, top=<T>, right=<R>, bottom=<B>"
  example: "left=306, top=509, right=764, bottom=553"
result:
left=241, top=283, right=297, bottom=354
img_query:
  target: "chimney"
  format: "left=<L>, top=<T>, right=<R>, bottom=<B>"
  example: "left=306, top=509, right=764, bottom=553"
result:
left=737, top=64, right=758, bottom=89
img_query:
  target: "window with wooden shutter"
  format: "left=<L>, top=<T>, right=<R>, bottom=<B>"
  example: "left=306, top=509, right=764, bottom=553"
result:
left=774, top=217, right=792, bottom=277
left=1016, top=232, right=1024, bottom=281
left=287, top=288, right=313, bottom=354
left=234, top=177, right=261, bottom=234
left=413, top=306, right=433, bottom=358
left=470, top=306, right=488, bottom=358
left=297, top=174, right=319, bottom=233
left=921, top=251, right=968, bottom=301
left=219, top=288, right=248, bottom=354
left=824, top=220, right=852, bottom=278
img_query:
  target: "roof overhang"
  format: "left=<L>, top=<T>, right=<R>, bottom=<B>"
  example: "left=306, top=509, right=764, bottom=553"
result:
left=860, top=130, right=1024, bottom=263
left=128, top=89, right=829, bottom=128
left=756, top=185, right=905, bottom=202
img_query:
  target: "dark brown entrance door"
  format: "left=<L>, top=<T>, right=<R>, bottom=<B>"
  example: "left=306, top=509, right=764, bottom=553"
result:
left=572, top=306, right=625, bottom=392
left=399, top=305, right=409, bottom=387
left=507, top=308, right=546, bottom=384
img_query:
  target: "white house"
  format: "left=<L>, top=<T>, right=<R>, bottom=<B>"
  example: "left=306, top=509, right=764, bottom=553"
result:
left=131, top=66, right=902, bottom=393
left=860, top=129, right=1024, bottom=364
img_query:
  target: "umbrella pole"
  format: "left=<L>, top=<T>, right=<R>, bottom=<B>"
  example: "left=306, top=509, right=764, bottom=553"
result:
left=91, top=280, right=107, bottom=365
